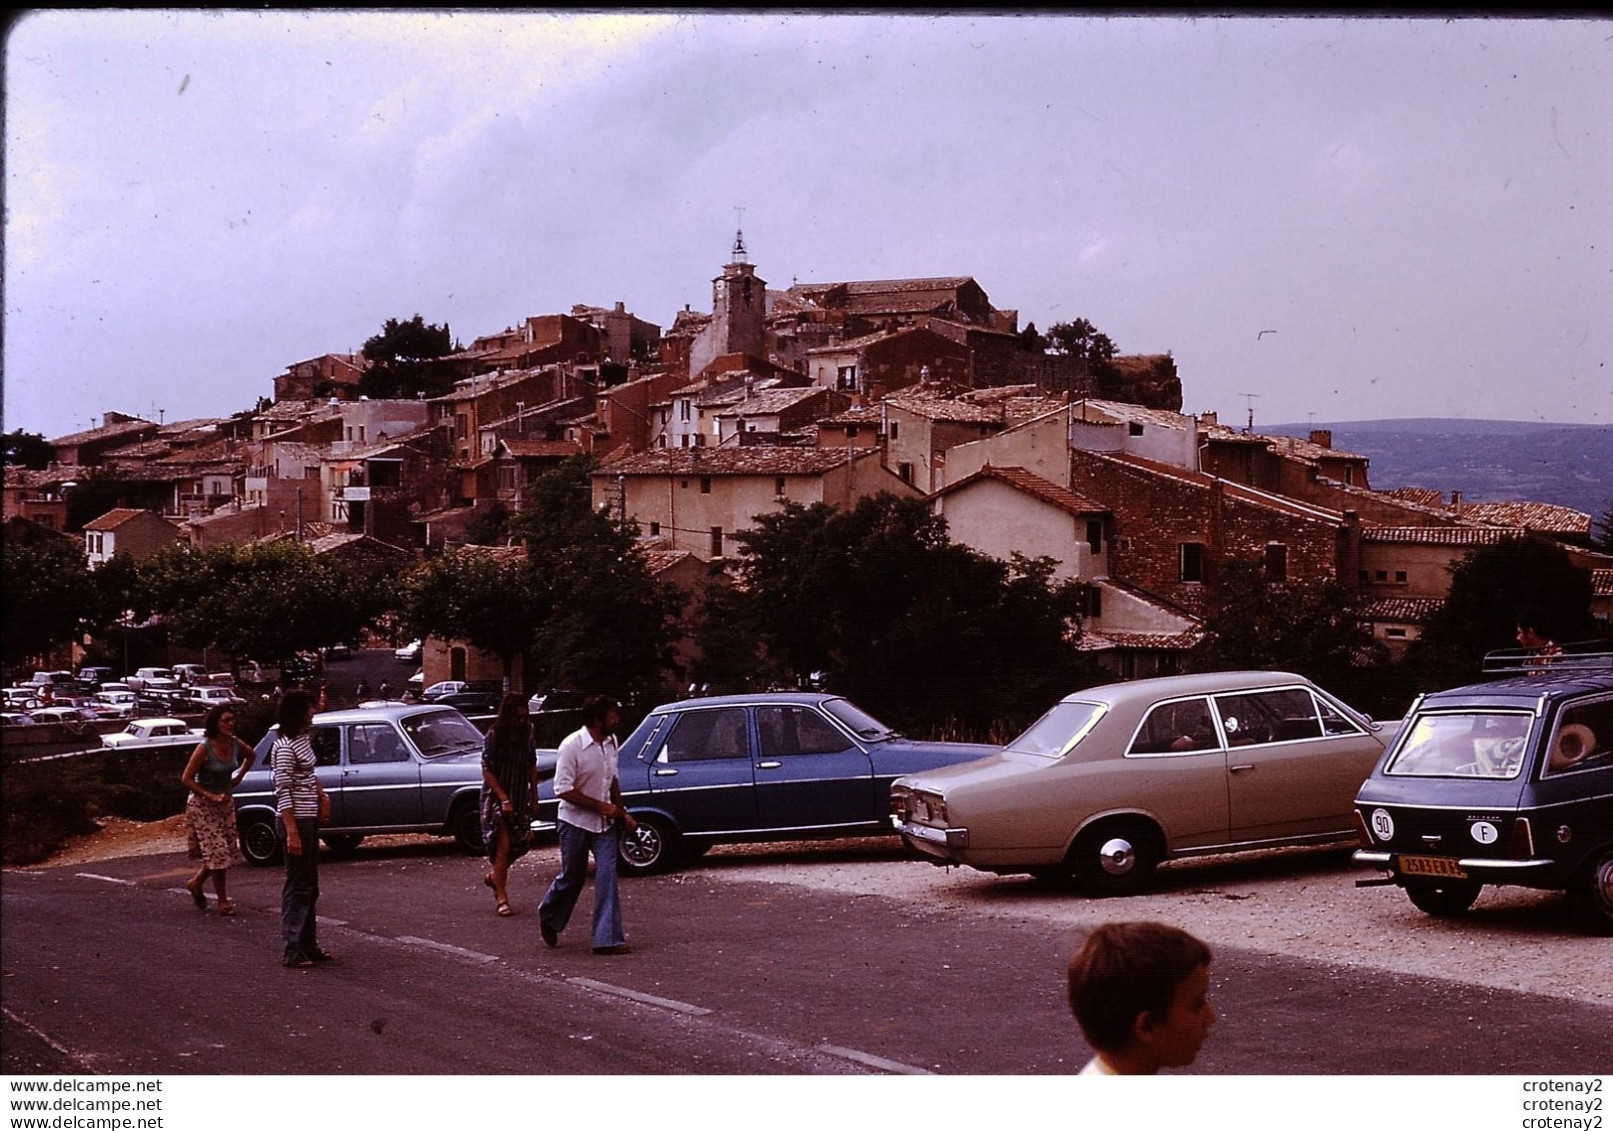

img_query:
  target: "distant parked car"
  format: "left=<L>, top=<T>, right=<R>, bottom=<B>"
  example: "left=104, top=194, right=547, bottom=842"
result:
left=433, top=690, right=502, bottom=715
left=27, top=707, right=98, bottom=730
left=528, top=688, right=587, bottom=713
left=405, top=668, right=424, bottom=694
left=394, top=640, right=423, bottom=664
left=92, top=690, right=140, bottom=719
left=1, top=712, right=39, bottom=727
left=174, top=686, right=248, bottom=711
left=77, top=666, right=117, bottom=688
left=536, top=692, right=1000, bottom=876
left=236, top=703, right=559, bottom=864
left=172, top=663, right=208, bottom=684
left=3, top=688, right=44, bottom=711
left=892, top=671, right=1395, bottom=894
left=101, top=717, right=204, bottom=750
left=1353, top=655, right=1613, bottom=933
left=422, top=680, right=470, bottom=702
left=126, top=667, right=178, bottom=693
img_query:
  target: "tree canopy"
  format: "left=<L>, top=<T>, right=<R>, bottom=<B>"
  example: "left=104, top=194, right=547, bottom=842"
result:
left=2, top=531, right=96, bottom=674
left=3, top=429, right=53, bottom=470
left=705, top=493, right=1097, bottom=736
left=358, top=314, right=457, bottom=400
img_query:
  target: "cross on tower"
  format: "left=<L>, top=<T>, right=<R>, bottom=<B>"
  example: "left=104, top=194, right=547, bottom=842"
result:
left=731, top=205, right=748, bottom=263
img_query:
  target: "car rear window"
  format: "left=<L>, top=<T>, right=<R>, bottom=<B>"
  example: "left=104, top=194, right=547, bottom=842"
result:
left=1007, top=701, right=1107, bottom=758
left=1385, top=711, right=1533, bottom=779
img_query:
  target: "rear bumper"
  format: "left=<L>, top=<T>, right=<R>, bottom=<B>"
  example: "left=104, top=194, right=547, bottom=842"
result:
left=897, top=820, right=969, bottom=861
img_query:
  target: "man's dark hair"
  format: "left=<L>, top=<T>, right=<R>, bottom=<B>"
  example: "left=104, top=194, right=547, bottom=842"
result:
left=1067, top=922, right=1212, bottom=1054
left=1516, top=606, right=1548, bottom=636
left=579, top=694, right=618, bottom=729
left=278, top=689, right=315, bottom=737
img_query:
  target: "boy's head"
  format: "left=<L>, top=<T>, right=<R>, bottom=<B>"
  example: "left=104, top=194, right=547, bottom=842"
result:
left=1067, top=921, right=1215, bottom=1073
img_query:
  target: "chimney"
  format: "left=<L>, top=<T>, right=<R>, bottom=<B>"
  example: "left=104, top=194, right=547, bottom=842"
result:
left=1309, top=429, right=1333, bottom=449
left=1200, top=411, right=1218, bottom=428
left=1451, top=490, right=1463, bottom=517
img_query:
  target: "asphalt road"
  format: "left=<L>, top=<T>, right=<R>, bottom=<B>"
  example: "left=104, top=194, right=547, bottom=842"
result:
left=3, top=839, right=1610, bottom=1076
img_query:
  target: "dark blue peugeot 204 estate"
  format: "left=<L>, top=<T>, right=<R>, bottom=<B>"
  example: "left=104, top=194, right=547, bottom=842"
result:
left=1352, top=652, right=1613, bottom=933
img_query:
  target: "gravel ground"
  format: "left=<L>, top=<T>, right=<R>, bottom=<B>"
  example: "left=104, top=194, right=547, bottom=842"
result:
left=29, top=821, right=1609, bottom=1007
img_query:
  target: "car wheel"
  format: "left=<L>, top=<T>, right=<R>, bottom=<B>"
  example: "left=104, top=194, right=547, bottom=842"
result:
left=618, top=815, right=678, bottom=876
left=1403, top=878, right=1483, bottom=917
left=1569, top=848, right=1613, bottom=936
left=321, top=833, right=364, bottom=856
left=1069, top=820, right=1161, bottom=897
left=239, top=816, right=281, bottom=867
left=450, top=799, right=485, bottom=855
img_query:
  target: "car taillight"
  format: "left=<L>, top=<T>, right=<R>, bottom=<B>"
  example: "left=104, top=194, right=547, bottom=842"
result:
left=890, top=788, right=910, bottom=820
left=1508, top=817, right=1535, bottom=858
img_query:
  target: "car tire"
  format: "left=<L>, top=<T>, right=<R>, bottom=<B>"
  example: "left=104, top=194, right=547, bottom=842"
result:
left=1568, top=848, right=1613, bottom=936
left=322, top=833, right=364, bottom=856
left=239, top=816, right=281, bottom=867
left=1069, top=820, right=1161, bottom=897
left=618, top=815, right=678, bottom=876
left=450, top=799, right=485, bottom=855
left=1403, top=878, right=1483, bottom=917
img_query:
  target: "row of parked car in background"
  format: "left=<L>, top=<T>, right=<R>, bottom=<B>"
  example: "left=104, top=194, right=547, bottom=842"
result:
left=2, top=664, right=253, bottom=730
left=230, top=651, right=1612, bottom=936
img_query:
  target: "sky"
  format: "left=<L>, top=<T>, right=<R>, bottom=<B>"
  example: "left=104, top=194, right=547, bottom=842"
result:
left=4, top=11, right=1611, bottom=442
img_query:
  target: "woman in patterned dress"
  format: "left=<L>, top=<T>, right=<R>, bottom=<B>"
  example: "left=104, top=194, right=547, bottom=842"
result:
left=179, top=704, right=255, bottom=915
left=481, top=692, right=539, bottom=916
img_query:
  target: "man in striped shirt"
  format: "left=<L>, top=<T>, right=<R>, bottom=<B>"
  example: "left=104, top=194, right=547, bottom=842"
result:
left=272, top=689, right=332, bottom=968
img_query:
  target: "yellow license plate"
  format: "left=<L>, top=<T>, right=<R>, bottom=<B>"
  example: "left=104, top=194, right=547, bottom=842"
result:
left=1399, top=855, right=1466, bottom=878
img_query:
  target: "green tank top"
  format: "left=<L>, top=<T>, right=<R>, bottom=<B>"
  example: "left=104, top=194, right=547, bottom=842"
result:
left=196, top=740, right=240, bottom=794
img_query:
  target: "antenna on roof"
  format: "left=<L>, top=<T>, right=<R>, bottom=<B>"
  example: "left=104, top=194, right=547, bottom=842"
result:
left=1238, top=392, right=1260, bottom=433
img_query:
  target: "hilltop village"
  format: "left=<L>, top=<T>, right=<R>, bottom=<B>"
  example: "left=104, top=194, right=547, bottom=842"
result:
left=8, top=234, right=1611, bottom=685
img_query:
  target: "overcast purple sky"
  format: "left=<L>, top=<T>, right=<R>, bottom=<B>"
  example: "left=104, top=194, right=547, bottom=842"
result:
left=5, top=12, right=1610, bottom=440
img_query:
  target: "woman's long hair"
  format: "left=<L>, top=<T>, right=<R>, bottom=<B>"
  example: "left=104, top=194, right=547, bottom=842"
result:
left=203, top=703, right=234, bottom=738
left=278, top=689, right=315, bottom=738
left=490, top=691, right=531, bottom=749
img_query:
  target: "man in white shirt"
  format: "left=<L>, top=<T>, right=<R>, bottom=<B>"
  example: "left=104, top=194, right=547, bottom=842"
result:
left=538, top=694, right=638, bottom=955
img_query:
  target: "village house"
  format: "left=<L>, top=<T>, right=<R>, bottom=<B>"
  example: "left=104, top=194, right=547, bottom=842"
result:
left=804, top=326, right=971, bottom=401
left=930, top=464, right=1110, bottom=584
left=713, top=387, right=843, bottom=446
left=82, top=508, right=184, bottom=569
left=569, top=302, right=662, bottom=364
left=272, top=352, right=368, bottom=402
left=48, top=414, right=160, bottom=467
left=593, top=446, right=921, bottom=561
left=813, top=404, right=886, bottom=451
left=2, top=467, right=73, bottom=531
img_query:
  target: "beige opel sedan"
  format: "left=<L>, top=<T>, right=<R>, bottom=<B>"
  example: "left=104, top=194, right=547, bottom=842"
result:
left=891, top=671, right=1393, bottom=894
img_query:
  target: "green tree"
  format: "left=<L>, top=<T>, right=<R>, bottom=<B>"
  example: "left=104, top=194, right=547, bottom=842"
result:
left=1016, top=322, right=1046, bottom=352
left=140, top=541, right=379, bottom=669
left=464, top=501, right=512, bottom=546
left=2, top=429, right=53, bottom=470
left=1, top=529, right=95, bottom=674
left=400, top=547, right=543, bottom=689
left=358, top=314, right=456, bottom=400
left=1410, top=536, right=1600, bottom=687
left=1595, top=502, right=1613, bottom=553
left=1189, top=559, right=1398, bottom=710
left=1045, top=318, right=1118, bottom=364
left=715, top=494, right=1096, bottom=736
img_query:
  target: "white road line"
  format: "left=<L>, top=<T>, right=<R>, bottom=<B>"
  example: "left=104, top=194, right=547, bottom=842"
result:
left=818, top=1043, right=934, bottom=1075
left=394, top=935, right=499, bottom=964
left=566, top=977, right=714, bottom=1016
left=316, top=916, right=348, bottom=927
left=74, top=873, right=135, bottom=886
left=2, top=1006, right=87, bottom=1067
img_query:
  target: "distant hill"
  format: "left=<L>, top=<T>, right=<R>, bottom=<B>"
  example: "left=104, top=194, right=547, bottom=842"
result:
left=1264, top=420, right=1613, bottom=518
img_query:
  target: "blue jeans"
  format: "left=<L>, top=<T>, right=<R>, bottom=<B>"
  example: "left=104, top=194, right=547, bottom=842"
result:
left=278, top=816, right=320, bottom=959
left=539, top=821, right=625, bottom=949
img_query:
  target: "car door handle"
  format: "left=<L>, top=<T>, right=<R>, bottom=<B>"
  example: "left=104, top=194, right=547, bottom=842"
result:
left=1230, top=764, right=1255, bottom=773
left=757, top=761, right=782, bottom=770
left=654, top=768, right=679, bottom=777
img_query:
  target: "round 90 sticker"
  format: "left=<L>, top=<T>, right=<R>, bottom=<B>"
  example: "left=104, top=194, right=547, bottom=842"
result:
left=1469, top=821, right=1499, bottom=845
left=1370, top=809, right=1395, bottom=841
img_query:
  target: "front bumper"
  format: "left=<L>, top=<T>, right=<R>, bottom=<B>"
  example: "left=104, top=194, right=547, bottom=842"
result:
left=1354, top=849, right=1558, bottom=879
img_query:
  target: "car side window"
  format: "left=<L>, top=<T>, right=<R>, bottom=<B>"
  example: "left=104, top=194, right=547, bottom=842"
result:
left=757, top=707, right=853, bottom=757
left=309, top=726, right=342, bottom=767
left=1316, top=694, right=1365, bottom=737
left=1215, top=689, right=1322, bottom=746
left=1546, top=698, right=1613, bottom=777
left=349, top=723, right=408, bottom=765
left=1129, top=698, right=1218, bottom=755
left=660, top=709, right=750, bottom=763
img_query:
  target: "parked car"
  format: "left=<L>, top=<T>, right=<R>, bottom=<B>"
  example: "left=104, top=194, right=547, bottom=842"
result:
left=422, top=680, right=471, bottom=702
left=237, top=660, right=280, bottom=685
left=25, top=706, right=97, bottom=728
left=536, top=692, right=1000, bottom=876
left=1, top=712, right=38, bottom=727
left=394, top=640, right=423, bottom=664
left=3, top=688, right=44, bottom=711
left=172, top=663, right=208, bottom=683
left=236, top=703, right=559, bottom=864
left=126, top=667, right=178, bottom=692
left=92, top=690, right=140, bottom=719
left=528, top=688, right=587, bottom=713
left=29, top=670, right=76, bottom=690
left=433, top=690, right=503, bottom=716
left=891, top=671, right=1394, bottom=894
left=324, top=643, right=352, bottom=660
left=1352, top=656, right=1613, bottom=933
left=77, top=666, right=117, bottom=688
left=173, top=685, right=248, bottom=712
left=405, top=668, right=424, bottom=694
left=100, top=717, right=205, bottom=750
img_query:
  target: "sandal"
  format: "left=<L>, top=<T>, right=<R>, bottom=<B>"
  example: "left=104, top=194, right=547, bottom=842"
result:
left=306, top=948, right=335, bottom=963
left=496, top=901, right=513, bottom=917
left=216, top=899, right=237, bottom=916
left=185, top=880, right=207, bottom=910
left=283, top=952, right=315, bottom=969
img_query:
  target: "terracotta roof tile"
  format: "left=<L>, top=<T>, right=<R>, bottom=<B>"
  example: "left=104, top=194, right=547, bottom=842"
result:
left=1076, top=629, right=1205, bottom=652
left=1462, top=501, right=1591, bottom=535
left=1382, top=486, right=1446, bottom=507
left=500, top=439, right=585, bottom=459
left=1360, top=526, right=1526, bottom=546
left=82, top=508, right=174, bottom=532
left=936, top=465, right=1107, bottom=516
left=1594, top=569, right=1613, bottom=597
left=1353, top=597, right=1445, bottom=622
left=48, top=418, right=157, bottom=447
left=598, top=447, right=870, bottom=477
left=885, top=391, right=1002, bottom=424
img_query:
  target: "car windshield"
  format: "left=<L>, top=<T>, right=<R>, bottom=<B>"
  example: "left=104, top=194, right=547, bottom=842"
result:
left=821, top=698, right=896, bottom=741
left=400, top=710, right=485, bottom=757
left=1006, top=701, right=1107, bottom=758
left=1385, top=711, right=1533, bottom=779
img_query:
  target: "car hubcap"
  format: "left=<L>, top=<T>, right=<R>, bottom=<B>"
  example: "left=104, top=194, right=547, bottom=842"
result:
left=623, top=827, right=661, bottom=867
left=1097, top=837, right=1136, bottom=876
left=1595, top=856, right=1613, bottom=914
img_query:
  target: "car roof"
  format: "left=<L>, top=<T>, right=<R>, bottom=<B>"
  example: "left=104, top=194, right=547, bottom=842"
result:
left=308, top=703, right=465, bottom=725
left=648, top=692, right=846, bottom=713
left=1057, top=670, right=1315, bottom=706
left=1416, top=668, right=1613, bottom=709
